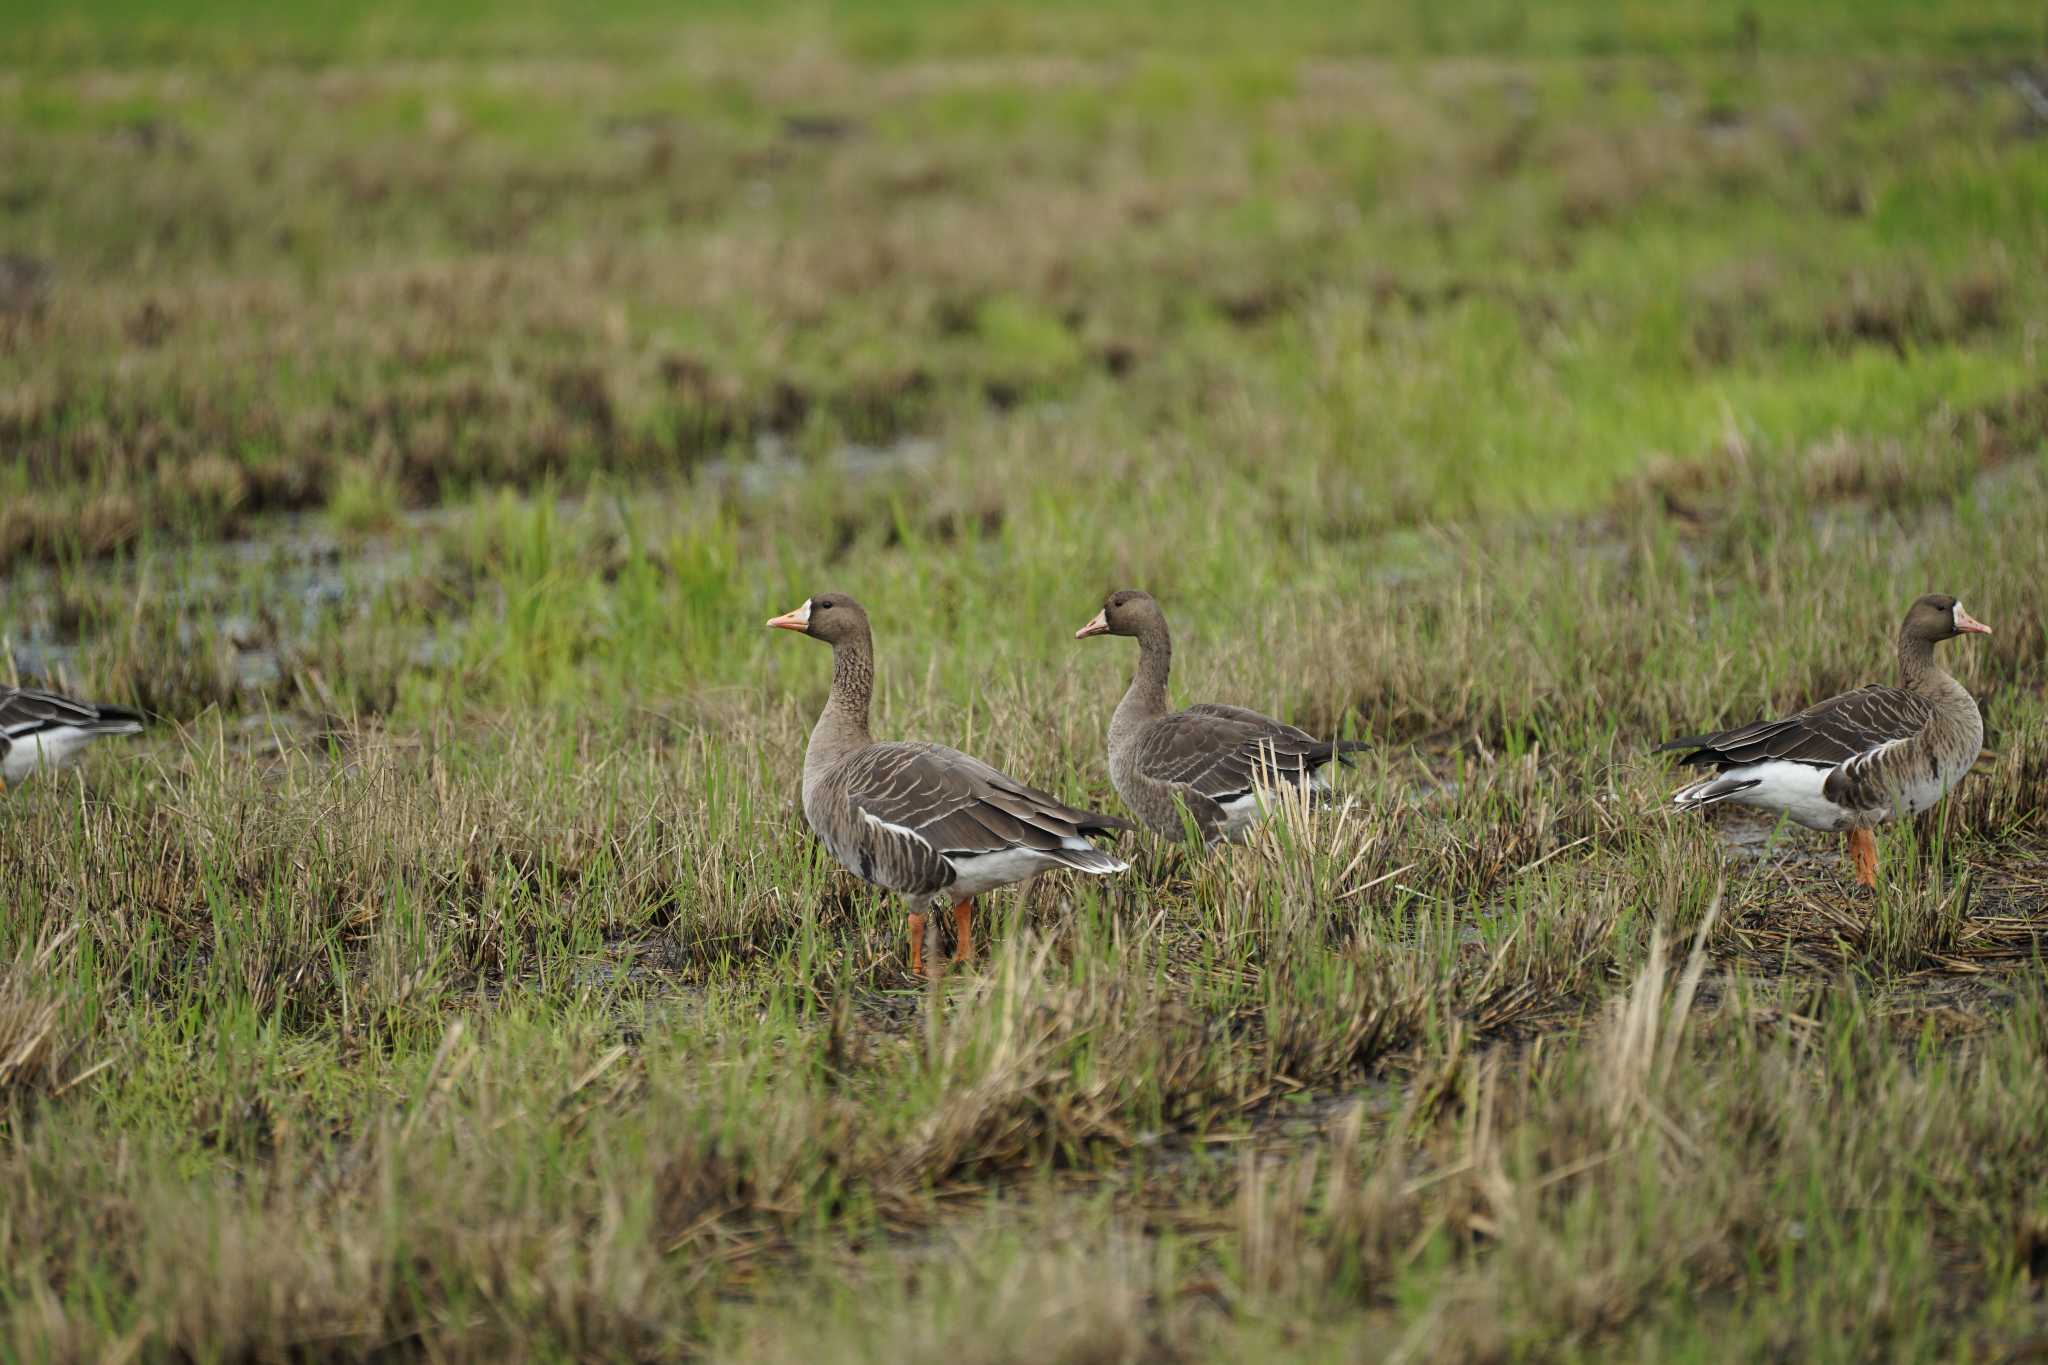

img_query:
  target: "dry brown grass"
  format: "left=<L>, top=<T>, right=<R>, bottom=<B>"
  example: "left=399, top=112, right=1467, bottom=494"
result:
left=0, top=931, right=89, bottom=1103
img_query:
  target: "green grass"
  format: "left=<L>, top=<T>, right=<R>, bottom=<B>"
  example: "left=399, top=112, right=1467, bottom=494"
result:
left=5, top=7, right=2047, bottom=562
left=7, top=0, right=2048, bottom=66
left=5, top=1, right=2048, bottom=1360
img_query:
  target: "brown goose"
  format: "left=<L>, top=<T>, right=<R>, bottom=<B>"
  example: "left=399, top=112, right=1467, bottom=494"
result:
left=1660, top=593, right=1990, bottom=886
left=1, top=685, right=145, bottom=791
left=1074, top=590, right=1367, bottom=843
left=769, top=593, right=1132, bottom=975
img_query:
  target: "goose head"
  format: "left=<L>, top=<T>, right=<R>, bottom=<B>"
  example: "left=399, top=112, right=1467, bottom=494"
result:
left=1075, top=589, right=1165, bottom=640
left=767, top=593, right=870, bottom=646
left=1905, top=593, right=1991, bottom=642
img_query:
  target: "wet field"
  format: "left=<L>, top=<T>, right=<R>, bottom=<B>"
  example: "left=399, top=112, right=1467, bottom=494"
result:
left=6, top=3, right=2048, bottom=1358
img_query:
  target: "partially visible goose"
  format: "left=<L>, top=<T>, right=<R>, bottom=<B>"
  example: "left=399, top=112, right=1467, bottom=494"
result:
left=769, top=593, right=1133, bottom=975
left=1, top=685, right=145, bottom=791
left=1660, top=593, right=1990, bottom=887
left=1074, top=590, right=1367, bottom=843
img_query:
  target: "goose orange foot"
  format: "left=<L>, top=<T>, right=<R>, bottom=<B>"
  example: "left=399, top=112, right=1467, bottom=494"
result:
left=906, top=900, right=976, bottom=978
left=952, top=898, right=975, bottom=963
left=1845, top=827, right=1878, bottom=889
left=907, top=911, right=927, bottom=977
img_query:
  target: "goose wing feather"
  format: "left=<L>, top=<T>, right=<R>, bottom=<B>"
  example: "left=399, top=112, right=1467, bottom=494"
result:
left=826, top=742, right=1130, bottom=895
left=1135, top=704, right=1364, bottom=801
left=1659, top=685, right=1934, bottom=770
left=1, top=686, right=145, bottom=739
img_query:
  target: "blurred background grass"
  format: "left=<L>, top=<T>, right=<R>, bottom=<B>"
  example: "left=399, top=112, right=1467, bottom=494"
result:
left=7, top=0, right=2046, bottom=575
left=9, top=0, right=2047, bottom=65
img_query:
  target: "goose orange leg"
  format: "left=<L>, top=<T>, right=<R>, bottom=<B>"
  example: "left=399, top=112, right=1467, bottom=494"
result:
left=907, top=912, right=927, bottom=977
left=951, top=898, right=975, bottom=963
left=1846, top=828, right=1878, bottom=888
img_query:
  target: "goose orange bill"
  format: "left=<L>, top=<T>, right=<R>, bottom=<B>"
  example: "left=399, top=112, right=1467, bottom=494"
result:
left=1074, top=610, right=1108, bottom=639
left=1956, top=606, right=1992, bottom=635
left=767, top=600, right=812, bottom=631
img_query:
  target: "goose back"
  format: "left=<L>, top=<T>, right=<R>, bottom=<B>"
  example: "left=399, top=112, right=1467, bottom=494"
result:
left=807, top=741, right=1132, bottom=898
left=1113, top=703, right=1363, bottom=839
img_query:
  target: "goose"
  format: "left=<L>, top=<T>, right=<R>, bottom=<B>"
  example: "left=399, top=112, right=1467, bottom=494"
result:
left=768, top=593, right=1132, bottom=975
left=1659, top=593, right=1990, bottom=887
left=1074, top=590, right=1367, bottom=843
left=1, top=685, right=146, bottom=791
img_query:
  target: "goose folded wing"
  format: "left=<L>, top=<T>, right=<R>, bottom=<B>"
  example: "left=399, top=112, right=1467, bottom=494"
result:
left=1135, top=706, right=1334, bottom=800
left=0, top=687, right=137, bottom=738
left=841, top=742, right=1125, bottom=863
left=1661, top=685, right=1934, bottom=769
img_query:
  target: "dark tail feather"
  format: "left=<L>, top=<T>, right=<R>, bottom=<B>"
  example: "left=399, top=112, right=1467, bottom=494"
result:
left=1077, top=808, right=1137, bottom=836
left=1315, top=738, right=1371, bottom=769
left=85, top=704, right=146, bottom=734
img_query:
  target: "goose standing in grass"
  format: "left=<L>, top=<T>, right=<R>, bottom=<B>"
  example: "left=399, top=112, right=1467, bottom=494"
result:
left=1659, top=593, right=1990, bottom=887
left=768, top=593, right=1133, bottom=976
left=0, top=685, right=146, bottom=791
left=1074, top=590, right=1368, bottom=843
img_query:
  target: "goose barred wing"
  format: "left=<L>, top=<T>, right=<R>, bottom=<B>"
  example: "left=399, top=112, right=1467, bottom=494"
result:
left=839, top=736, right=1146, bottom=863
left=1659, top=685, right=1934, bottom=770
left=0, top=686, right=145, bottom=739
left=1135, top=704, right=1360, bottom=801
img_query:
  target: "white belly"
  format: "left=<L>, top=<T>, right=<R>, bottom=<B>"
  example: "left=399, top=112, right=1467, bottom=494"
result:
left=1213, top=791, right=1266, bottom=842
left=1715, top=761, right=1860, bottom=831
left=1212, top=770, right=1329, bottom=843
left=1896, top=773, right=1949, bottom=816
left=2, top=727, right=104, bottom=783
left=1839, top=734, right=1976, bottom=820
left=943, top=846, right=1074, bottom=898
left=1716, top=755, right=1968, bottom=831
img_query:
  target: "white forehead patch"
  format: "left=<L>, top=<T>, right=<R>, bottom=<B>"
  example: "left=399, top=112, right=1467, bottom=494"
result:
left=1952, top=601, right=1966, bottom=624
left=795, top=598, right=814, bottom=623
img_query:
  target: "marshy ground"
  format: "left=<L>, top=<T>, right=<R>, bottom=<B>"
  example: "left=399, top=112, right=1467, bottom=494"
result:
left=5, top=2, right=2048, bottom=1359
